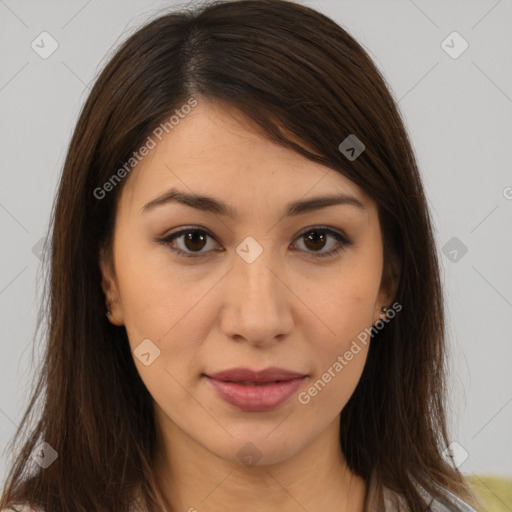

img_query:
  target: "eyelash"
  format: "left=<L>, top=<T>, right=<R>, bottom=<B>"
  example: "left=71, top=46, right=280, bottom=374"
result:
left=156, top=226, right=352, bottom=260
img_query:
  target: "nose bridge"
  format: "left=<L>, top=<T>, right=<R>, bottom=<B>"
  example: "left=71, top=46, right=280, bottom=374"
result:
left=221, top=235, right=293, bottom=343
left=235, top=236, right=282, bottom=304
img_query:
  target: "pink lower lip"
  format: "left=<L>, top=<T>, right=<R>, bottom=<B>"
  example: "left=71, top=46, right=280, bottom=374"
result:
left=205, top=376, right=305, bottom=412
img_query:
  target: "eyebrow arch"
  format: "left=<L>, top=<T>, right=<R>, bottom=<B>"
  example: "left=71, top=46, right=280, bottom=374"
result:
left=142, top=187, right=365, bottom=217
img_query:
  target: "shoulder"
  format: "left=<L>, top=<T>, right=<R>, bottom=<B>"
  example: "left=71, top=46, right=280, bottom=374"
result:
left=429, top=486, right=478, bottom=512
left=383, top=485, right=478, bottom=512
left=422, top=483, right=478, bottom=512
left=1, top=505, right=44, bottom=512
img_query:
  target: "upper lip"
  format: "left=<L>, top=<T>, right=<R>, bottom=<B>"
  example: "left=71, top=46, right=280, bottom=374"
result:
left=205, top=367, right=306, bottom=383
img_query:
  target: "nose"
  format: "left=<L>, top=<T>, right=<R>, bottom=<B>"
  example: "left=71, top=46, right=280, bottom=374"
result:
left=219, top=245, right=294, bottom=347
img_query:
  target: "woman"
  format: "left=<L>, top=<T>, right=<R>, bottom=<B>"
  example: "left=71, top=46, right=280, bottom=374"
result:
left=0, top=0, right=481, bottom=510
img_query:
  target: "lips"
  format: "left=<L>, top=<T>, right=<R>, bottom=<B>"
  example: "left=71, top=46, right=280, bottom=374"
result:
left=204, top=367, right=306, bottom=412
left=207, top=367, right=305, bottom=383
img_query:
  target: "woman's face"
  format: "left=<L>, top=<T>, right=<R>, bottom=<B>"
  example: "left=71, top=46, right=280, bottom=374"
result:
left=100, top=99, right=393, bottom=467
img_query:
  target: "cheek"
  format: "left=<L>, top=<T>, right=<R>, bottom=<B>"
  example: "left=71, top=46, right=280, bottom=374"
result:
left=112, top=231, right=228, bottom=396
left=113, top=239, right=208, bottom=421
left=303, top=259, right=382, bottom=349
left=112, top=230, right=201, bottom=344
left=295, top=255, right=381, bottom=408
left=297, top=284, right=372, bottom=416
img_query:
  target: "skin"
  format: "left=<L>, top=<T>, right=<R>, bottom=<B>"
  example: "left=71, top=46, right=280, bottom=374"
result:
left=100, top=98, right=397, bottom=512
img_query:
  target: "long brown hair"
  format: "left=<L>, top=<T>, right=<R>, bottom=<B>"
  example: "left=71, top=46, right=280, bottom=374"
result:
left=1, top=1, right=480, bottom=510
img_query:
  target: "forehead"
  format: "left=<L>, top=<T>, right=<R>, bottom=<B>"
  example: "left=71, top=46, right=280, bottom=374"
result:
left=118, top=100, right=374, bottom=217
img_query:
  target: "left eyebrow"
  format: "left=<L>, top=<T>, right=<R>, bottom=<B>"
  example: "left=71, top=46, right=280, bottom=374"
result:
left=141, top=187, right=366, bottom=218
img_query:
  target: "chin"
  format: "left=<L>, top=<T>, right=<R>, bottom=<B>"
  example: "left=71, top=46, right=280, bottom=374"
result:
left=201, top=427, right=307, bottom=468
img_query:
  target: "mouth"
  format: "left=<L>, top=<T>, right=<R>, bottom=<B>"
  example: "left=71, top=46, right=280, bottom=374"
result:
left=229, top=381, right=285, bottom=386
left=203, top=367, right=307, bottom=412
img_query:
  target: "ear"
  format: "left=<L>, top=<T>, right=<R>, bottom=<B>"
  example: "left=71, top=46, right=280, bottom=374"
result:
left=99, top=245, right=124, bottom=326
left=374, top=249, right=401, bottom=323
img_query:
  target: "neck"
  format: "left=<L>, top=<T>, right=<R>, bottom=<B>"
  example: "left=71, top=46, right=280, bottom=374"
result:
left=152, top=415, right=367, bottom=512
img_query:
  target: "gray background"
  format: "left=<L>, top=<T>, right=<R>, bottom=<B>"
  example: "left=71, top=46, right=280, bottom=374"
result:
left=1, top=0, right=511, bottom=487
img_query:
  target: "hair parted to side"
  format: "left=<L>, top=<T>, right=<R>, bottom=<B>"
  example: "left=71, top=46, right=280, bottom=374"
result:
left=1, top=1, right=480, bottom=511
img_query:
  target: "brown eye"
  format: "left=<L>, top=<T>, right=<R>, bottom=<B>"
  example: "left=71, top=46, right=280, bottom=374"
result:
left=182, top=231, right=208, bottom=251
left=158, top=226, right=351, bottom=260
left=293, top=227, right=351, bottom=259
left=303, top=231, right=328, bottom=251
left=159, top=228, right=220, bottom=258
